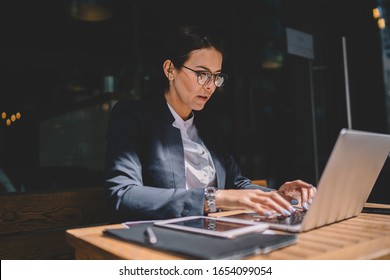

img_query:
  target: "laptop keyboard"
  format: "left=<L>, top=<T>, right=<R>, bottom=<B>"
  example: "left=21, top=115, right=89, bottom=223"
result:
left=253, top=209, right=307, bottom=225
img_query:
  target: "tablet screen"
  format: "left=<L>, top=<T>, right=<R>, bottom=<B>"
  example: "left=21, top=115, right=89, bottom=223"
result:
left=154, top=216, right=268, bottom=238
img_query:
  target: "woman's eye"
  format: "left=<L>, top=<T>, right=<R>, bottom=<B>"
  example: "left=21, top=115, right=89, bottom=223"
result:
left=198, top=72, right=210, bottom=81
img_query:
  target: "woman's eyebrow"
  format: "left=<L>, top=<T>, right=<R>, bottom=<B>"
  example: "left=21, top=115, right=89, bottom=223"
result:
left=194, top=65, right=222, bottom=73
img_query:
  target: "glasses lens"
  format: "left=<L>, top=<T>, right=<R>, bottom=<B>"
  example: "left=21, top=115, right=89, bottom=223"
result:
left=214, top=74, right=227, bottom=87
left=197, top=72, right=211, bottom=85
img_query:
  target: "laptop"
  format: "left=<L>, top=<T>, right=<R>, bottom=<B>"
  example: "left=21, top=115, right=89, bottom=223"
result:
left=229, top=128, right=390, bottom=232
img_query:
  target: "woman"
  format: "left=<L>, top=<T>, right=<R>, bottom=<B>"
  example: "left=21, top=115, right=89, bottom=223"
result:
left=105, top=25, right=316, bottom=222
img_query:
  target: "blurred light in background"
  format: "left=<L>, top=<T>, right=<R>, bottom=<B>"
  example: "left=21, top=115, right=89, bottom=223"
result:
left=1, top=112, right=22, bottom=126
left=378, top=18, right=386, bottom=29
left=69, top=0, right=112, bottom=22
left=373, top=7, right=382, bottom=19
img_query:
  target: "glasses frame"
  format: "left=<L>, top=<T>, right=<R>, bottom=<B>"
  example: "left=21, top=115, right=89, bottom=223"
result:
left=181, top=65, right=228, bottom=88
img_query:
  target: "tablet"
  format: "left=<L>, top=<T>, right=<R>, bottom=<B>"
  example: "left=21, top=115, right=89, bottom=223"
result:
left=153, top=216, right=269, bottom=239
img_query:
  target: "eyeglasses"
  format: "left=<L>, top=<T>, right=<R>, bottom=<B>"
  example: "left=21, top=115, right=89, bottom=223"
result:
left=182, top=65, right=228, bottom=88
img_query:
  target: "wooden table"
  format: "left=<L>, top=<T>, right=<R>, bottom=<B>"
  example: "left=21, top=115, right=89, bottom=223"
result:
left=66, top=203, right=390, bottom=260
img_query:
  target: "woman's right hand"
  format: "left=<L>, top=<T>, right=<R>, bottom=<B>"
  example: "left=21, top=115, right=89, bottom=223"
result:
left=215, top=189, right=296, bottom=216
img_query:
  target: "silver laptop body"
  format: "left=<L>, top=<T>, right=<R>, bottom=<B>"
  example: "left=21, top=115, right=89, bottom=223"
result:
left=233, top=129, right=390, bottom=232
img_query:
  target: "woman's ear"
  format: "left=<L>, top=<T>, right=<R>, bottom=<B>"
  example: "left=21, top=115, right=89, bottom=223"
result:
left=163, top=60, right=175, bottom=80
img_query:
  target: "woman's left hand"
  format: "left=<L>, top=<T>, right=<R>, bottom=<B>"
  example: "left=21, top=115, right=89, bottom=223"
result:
left=277, top=180, right=317, bottom=210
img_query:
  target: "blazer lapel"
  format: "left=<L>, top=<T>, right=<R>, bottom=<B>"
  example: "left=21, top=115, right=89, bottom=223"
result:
left=158, top=101, right=187, bottom=190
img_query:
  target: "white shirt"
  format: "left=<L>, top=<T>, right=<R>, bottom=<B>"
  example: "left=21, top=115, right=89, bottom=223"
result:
left=167, top=103, right=216, bottom=190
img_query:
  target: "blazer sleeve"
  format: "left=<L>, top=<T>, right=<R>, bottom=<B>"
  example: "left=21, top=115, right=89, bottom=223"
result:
left=104, top=100, right=205, bottom=222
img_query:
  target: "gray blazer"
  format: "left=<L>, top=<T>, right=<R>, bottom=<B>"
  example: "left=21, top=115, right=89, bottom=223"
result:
left=104, top=97, right=271, bottom=222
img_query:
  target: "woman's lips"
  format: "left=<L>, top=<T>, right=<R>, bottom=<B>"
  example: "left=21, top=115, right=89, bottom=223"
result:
left=197, top=95, right=208, bottom=102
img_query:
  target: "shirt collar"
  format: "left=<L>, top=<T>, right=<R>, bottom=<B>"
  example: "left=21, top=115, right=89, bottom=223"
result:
left=166, top=102, right=194, bottom=129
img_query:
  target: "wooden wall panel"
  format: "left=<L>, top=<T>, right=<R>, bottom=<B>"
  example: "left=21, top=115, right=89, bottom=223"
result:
left=0, top=187, right=108, bottom=259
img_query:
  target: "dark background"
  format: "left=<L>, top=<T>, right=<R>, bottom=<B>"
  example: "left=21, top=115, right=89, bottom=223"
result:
left=0, top=0, right=389, bottom=203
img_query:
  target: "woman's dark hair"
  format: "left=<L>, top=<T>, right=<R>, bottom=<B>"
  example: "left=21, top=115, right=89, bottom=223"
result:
left=164, top=25, right=225, bottom=66
left=160, top=25, right=226, bottom=92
